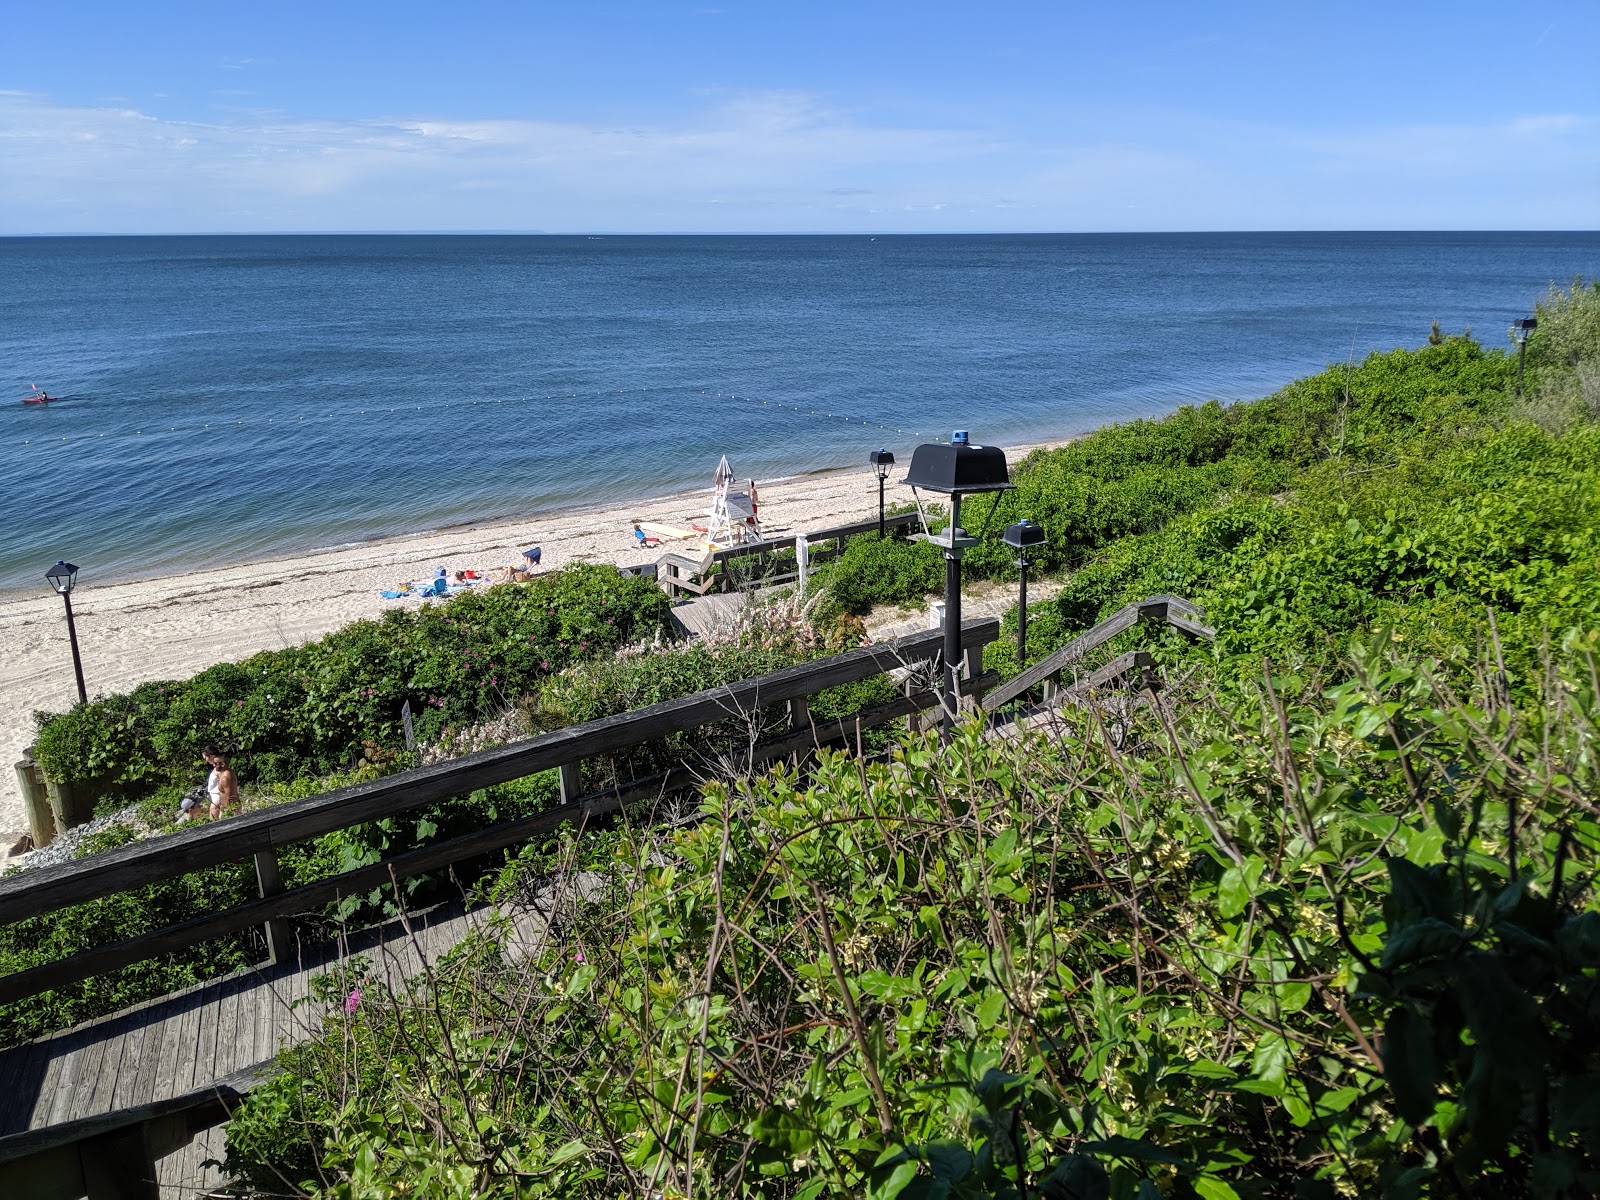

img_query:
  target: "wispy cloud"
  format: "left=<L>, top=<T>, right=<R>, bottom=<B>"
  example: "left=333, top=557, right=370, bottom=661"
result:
left=0, top=90, right=1593, bottom=232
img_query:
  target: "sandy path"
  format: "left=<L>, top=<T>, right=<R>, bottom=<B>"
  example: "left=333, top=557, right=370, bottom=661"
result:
left=0, top=442, right=1062, bottom=842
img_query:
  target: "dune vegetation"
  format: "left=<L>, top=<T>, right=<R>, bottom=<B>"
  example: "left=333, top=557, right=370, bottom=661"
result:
left=202, top=283, right=1600, bottom=1197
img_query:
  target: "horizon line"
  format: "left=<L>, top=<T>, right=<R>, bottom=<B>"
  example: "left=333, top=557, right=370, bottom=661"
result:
left=4, top=228, right=1596, bottom=239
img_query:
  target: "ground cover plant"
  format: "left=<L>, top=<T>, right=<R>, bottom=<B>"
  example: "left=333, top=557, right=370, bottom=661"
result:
left=29, top=563, right=672, bottom=809
left=224, top=633, right=1600, bottom=1198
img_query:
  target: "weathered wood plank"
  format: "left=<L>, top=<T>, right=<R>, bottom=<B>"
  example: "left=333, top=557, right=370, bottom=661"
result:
left=166, top=992, right=203, bottom=1100
left=0, top=1042, right=42, bottom=1132
left=981, top=596, right=1216, bottom=712
left=189, top=993, right=221, bottom=1121
left=80, top=1024, right=129, bottom=1126
left=708, top=511, right=918, bottom=566
left=0, top=620, right=994, bottom=927
left=210, top=984, right=241, bottom=1091
left=1167, top=611, right=1217, bottom=641
left=1068, top=651, right=1154, bottom=693
left=983, top=604, right=1143, bottom=710
left=0, top=1063, right=266, bottom=1169
left=45, top=1036, right=101, bottom=1129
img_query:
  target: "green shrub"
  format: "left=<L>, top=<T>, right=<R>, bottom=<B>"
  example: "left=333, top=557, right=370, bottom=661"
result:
left=31, top=565, right=671, bottom=805
left=814, top=535, right=944, bottom=620
left=225, top=636, right=1600, bottom=1197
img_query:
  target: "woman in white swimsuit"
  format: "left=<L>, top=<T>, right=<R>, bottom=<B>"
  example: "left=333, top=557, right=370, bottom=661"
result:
left=201, top=746, right=239, bottom=820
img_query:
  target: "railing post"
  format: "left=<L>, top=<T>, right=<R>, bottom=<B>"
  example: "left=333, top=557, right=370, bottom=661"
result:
left=81, top=1122, right=159, bottom=1200
left=796, top=535, right=809, bottom=598
left=559, top=762, right=582, bottom=804
left=16, top=748, right=56, bottom=849
left=253, top=849, right=291, bottom=966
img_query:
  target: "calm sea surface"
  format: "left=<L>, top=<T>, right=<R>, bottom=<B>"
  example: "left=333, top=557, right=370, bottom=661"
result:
left=2, top=232, right=1596, bottom=594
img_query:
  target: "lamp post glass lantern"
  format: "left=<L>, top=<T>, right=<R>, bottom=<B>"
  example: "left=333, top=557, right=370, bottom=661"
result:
left=1002, top=519, right=1047, bottom=666
left=1512, top=316, right=1537, bottom=395
left=869, top=449, right=895, bottom=539
left=902, top=432, right=1012, bottom=738
left=44, top=560, right=87, bottom=704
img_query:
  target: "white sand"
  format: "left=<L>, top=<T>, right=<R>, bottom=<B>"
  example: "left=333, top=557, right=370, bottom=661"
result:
left=0, top=442, right=1063, bottom=842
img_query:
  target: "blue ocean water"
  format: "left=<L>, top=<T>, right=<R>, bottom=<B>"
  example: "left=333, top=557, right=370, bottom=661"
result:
left=1, top=232, right=1595, bottom=594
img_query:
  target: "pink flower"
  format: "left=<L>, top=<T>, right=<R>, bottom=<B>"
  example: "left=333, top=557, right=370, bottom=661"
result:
left=572, top=950, right=585, bottom=963
left=344, top=988, right=362, bottom=1014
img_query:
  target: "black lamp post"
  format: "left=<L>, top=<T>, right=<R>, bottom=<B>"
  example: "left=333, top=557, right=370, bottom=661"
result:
left=903, top=431, right=1012, bottom=739
left=1002, top=518, right=1046, bottom=666
left=45, top=559, right=87, bottom=704
left=869, top=449, right=895, bottom=539
left=1512, top=317, right=1537, bottom=396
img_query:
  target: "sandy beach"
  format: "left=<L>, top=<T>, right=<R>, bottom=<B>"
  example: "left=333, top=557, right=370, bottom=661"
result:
left=1, top=442, right=1065, bottom=842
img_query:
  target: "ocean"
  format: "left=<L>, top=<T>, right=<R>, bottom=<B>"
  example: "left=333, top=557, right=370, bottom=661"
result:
left=2, top=232, right=1595, bottom=595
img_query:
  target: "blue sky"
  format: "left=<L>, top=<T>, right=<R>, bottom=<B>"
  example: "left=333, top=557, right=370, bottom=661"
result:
left=2, top=1, right=1596, bottom=234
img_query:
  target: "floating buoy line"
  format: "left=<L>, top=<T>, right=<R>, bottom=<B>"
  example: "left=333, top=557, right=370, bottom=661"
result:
left=9, top=384, right=938, bottom=449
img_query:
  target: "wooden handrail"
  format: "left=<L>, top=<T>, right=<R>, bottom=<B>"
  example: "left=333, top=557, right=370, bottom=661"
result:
left=982, top=595, right=1214, bottom=712
left=0, top=619, right=997, bottom=1000
left=706, top=510, right=918, bottom=566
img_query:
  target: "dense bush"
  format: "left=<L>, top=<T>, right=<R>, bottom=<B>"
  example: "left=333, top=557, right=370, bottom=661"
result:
left=225, top=636, right=1600, bottom=1197
left=30, top=564, right=672, bottom=805
left=811, top=534, right=946, bottom=621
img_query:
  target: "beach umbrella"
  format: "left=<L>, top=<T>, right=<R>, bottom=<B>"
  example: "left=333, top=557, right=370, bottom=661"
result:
left=713, top=455, right=735, bottom=490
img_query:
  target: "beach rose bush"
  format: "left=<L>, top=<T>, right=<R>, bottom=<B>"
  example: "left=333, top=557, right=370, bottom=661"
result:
left=31, top=563, right=672, bottom=805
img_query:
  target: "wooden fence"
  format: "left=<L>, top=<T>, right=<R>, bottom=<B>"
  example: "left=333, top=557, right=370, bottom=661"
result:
left=658, top=510, right=920, bottom=597
left=0, top=618, right=998, bottom=1009
left=981, top=595, right=1215, bottom=712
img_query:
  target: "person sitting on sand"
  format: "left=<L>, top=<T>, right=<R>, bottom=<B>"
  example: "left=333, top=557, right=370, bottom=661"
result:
left=633, top=524, right=662, bottom=547
left=522, top=547, right=542, bottom=570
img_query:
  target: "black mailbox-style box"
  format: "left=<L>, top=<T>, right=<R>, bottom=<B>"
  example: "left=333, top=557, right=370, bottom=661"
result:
left=902, top=441, right=1013, bottom=496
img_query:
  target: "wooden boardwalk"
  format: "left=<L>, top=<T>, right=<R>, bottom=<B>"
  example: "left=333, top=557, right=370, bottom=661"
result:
left=0, top=903, right=500, bottom=1197
left=669, top=591, right=747, bottom=639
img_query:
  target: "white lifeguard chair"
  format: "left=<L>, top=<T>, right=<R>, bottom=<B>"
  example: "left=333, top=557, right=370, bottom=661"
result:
left=704, top=455, right=763, bottom=547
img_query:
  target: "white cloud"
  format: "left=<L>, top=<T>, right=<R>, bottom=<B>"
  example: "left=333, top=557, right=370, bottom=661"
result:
left=0, top=90, right=1593, bottom=232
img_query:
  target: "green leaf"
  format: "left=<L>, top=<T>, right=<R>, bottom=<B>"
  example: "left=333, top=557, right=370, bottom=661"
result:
left=1217, top=855, right=1265, bottom=920
left=1040, top=1154, right=1110, bottom=1200
left=1194, top=1177, right=1241, bottom=1200
left=975, top=989, right=1007, bottom=1031
left=1081, top=1135, right=1186, bottom=1166
left=1380, top=917, right=1462, bottom=969
left=1383, top=1007, right=1437, bottom=1125
left=870, top=1160, right=919, bottom=1200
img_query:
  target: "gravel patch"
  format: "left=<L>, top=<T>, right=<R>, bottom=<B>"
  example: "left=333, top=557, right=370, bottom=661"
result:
left=3, top=802, right=153, bottom=874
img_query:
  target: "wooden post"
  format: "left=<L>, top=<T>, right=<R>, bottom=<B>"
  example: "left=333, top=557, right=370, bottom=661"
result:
left=81, top=1123, right=159, bottom=1200
left=786, top=697, right=813, bottom=766
left=559, top=762, right=582, bottom=804
left=253, top=849, right=291, bottom=966
left=16, top=749, right=56, bottom=849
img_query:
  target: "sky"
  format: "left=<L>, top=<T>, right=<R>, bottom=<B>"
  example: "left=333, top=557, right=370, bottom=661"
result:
left=1, top=1, right=1596, bottom=234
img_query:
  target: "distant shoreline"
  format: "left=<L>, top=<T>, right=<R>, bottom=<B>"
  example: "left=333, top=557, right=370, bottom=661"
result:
left=0, top=454, right=918, bottom=603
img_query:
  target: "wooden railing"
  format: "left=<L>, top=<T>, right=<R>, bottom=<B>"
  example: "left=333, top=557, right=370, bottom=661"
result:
left=0, top=619, right=999, bottom=1009
left=982, top=595, right=1215, bottom=712
left=658, top=511, right=920, bottom=597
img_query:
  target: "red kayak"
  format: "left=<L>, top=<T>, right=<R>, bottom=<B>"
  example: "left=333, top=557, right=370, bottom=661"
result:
left=20, top=384, right=54, bottom=405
